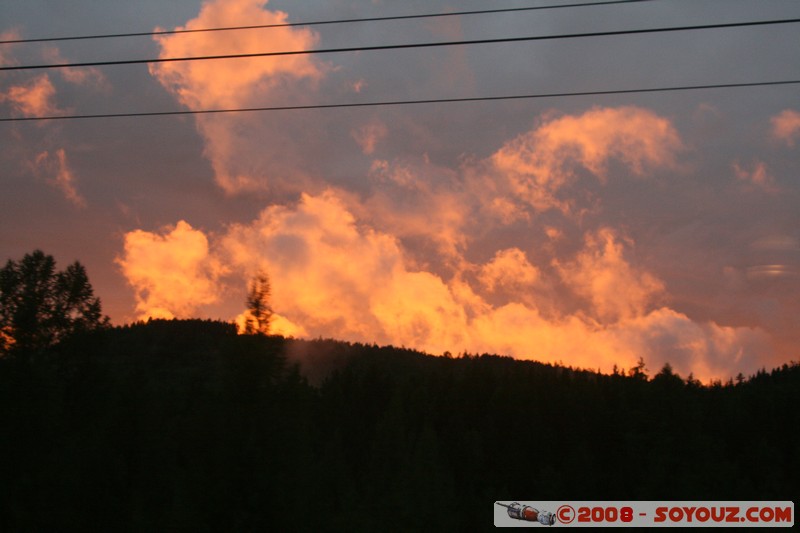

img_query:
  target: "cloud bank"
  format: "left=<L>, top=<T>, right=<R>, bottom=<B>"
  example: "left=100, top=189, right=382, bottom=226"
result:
left=120, top=187, right=770, bottom=382
left=108, top=0, right=794, bottom=383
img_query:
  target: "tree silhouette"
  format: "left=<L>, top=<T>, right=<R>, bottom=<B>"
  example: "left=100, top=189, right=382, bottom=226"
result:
left=628, top=356, right=649, bottom=380
left=0, top=317, right=798, bottom=529
left=0, top=250, right=108, bottom=354
left=243, top=271, right=273, bottom=335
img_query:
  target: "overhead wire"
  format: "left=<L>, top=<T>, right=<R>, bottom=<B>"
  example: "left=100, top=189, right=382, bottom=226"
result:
left=0, top=0, right=656, bottom=45
left=2, top=4, right=797, bottom=123
left=2, top=18, right=799, bottom=72
left=2, top=79, right=798, bottom=123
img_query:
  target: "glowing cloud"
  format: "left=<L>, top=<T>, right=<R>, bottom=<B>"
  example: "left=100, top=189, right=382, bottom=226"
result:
left=212, top=190, right=769, bottom=381
left=491, top=106, right=683, bottom=212
left=220, top=190, right=474, bottom=352
left=34, top=149, right=86, bottom=207
left=150, top=0, right=322, bottom=109
left=364, top=158, right=469, bottom=261
left=478, top=248, right=541, bottom=294
left=221, top=190, right=465, bottom=346
left=556, top=228, right=665, bottom=323
left=114, top=96, right=773, bottom=381
left=150, top=0, right=326, bottom=193
left=1, top=74, right=62, bottom=117
left=117, top=221, right=226, bottom=320
left=771, top=109, right=800, bottom=146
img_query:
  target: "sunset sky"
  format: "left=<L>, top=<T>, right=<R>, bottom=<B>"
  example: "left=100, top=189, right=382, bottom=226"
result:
left=2, top=0, right=799, bottom=381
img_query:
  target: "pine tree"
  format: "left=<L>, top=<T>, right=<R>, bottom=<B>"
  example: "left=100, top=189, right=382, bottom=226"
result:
left=244, top=271, right=273, bottom=335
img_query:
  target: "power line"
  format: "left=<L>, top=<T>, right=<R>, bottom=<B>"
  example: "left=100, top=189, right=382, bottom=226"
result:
left=3, top=18, right=798, bottom=72
left=2, top=79, right=797, bottom=123
left=0, top=0, right=656, bottom=45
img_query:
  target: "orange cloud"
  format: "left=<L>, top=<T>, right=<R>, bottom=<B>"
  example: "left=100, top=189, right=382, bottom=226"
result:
left=114, top=98, right=772, bottom=382
left=42, top=46, right=108, bottom=89
left=150, top=0, right=327, bottom=193
left=771, top=109, right=800, bottom=146
left=352, top=120, right=388, bottom=155
left=34, top=149, right=86, bottom=207
left=1, top=74, right=62, bottom=117
left=150, top=0, right=322, bottom=109
left=222, top=190, right=474, bottom=353
left=733, top=160, right=779, bottom=193
left=212, top=190, right=768, bottom=381
left=223, top=191, right=423, bottom=341
left=555, top=228, right=665, bottom=323
left=364, top=158, right=469, bottom=261
left=491, top=106, right=683, bottom=212
left=117, top=221, right=227, bottom=320
left=478, top=248, right=540, bottom=294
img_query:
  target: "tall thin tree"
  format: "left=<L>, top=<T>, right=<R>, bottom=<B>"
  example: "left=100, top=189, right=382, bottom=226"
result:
left=244, top=271, right=273, bottom=335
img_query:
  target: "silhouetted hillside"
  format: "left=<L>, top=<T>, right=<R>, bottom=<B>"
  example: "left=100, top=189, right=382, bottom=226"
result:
left=1, top=319, right=797, bottom=531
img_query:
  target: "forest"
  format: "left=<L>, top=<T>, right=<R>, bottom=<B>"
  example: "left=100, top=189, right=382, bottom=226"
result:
left=1, top=319, right=798, bottom=531
left=1, top=251, right=797, bottom=530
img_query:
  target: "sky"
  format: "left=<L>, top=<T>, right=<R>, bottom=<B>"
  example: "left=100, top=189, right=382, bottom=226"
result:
left=1, top=0, right=799, bottom=381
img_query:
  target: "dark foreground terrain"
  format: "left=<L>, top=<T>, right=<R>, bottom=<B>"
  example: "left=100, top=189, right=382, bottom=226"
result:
left=1, top=319, right=797, bottom=530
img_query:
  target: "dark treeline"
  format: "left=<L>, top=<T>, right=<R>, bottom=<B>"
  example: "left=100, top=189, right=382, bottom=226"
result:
left=1, top=319, right=797, bottom=531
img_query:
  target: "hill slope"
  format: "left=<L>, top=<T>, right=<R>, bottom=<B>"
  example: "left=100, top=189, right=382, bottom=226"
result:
left=1, top=319, right=797, bottom=530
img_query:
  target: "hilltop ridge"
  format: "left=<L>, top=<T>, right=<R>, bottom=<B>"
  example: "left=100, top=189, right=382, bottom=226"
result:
left=1, top=319, right=797, bottom=530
